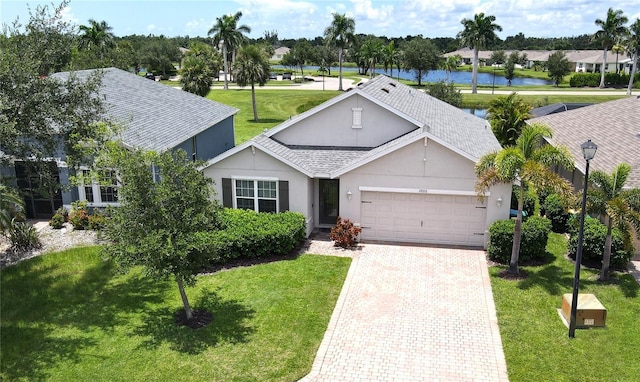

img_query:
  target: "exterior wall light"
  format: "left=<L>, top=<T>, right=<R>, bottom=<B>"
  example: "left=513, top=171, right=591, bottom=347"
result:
left=496, top=196, right=503, bottom=207
left=347, top=190, right=353, bottom=200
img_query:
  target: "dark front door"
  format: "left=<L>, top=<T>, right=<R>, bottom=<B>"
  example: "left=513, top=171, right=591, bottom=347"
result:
left=15, top=161, right=63, bottom=219
left=319, top=179, right=339, bottom=225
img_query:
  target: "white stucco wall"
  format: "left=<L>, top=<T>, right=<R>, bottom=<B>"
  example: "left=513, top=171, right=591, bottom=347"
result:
left=273, top=94, right=418, bottom=148
left=202, top=146, right=315, bottom=237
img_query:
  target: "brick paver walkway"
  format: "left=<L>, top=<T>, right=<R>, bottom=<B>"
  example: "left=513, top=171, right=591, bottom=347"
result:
left=300, top=243, right=509, bottom=382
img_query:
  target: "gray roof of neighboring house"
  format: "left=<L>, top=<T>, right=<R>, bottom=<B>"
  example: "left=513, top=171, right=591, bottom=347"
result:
left=357, top=76, right=501, bottom=160
left=214, top=75, right=501, bottom=177
left=528, top=96, right=640, bottom=188
left=53, top=67, right=238, bottom=152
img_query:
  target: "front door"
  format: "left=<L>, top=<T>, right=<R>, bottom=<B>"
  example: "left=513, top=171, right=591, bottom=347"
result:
left=319, top=179, right=339, bottom=225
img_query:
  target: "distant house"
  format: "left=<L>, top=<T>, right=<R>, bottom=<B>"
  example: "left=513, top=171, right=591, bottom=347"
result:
left=445, top=48, right=634, bottom=74
left=4, top=67, right=238, bottom=218
left=271, top=47, right=290, bottom=61
left=528, top=96, right=640, bottom=251
left=202, top=75, right=510, bottom=247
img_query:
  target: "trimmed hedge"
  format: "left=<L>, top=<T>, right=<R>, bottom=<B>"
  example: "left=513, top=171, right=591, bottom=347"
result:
left=487, top=216, right=551, bottom=263
left=567, top=216, right=633, bottom=270
left=570, top=72, right=640, bottom=88
left=543, top=193, right=569, bottom=233
left=196, top=208, right=306, bottom=264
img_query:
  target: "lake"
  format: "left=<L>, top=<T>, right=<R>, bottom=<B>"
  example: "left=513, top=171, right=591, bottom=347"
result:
left=274, top=65, right=553, bottom=86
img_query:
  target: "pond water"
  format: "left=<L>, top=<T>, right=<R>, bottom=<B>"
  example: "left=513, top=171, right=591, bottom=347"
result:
left=274, top=65, right=553, bottom=86
left=461, top=108, right=487, bottom=118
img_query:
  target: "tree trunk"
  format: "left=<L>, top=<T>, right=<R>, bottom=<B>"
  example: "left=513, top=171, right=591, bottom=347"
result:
left=472, top=47, right=479, bottom=94
left=338, top=48, right=344, bottom=91
left=628, top=49, right=638, bottom=95
left=508, top=187, right=525, bottom=275
left=251, top=83, right=258, bottom=122
left=223, top=44, right=229, bottom=90
left=600, top=217, right=613, bottom=281
left=177, top=277, right=193, bottom=320
left=599, top=48, right=607, bottom=88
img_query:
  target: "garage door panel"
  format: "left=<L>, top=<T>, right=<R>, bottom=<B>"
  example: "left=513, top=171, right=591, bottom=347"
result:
left=360, top=191, right=486, bottom=246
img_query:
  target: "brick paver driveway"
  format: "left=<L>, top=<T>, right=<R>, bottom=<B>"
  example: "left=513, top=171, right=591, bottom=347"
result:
left=300, top=242, right=509, bottom=382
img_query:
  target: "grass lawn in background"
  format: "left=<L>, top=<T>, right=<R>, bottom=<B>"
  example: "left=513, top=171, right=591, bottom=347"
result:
left=491, top=233, right=640, bottom=382
left=0, top=247, right=351, bottom=381
left=462, top=94, right=626, bottom=109
left=207, top=89, right=339, bottom=144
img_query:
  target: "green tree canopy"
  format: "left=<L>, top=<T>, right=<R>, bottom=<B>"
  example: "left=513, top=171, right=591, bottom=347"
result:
left=233, top=45, right=270, bottom=121
left=101, top=146, right=221, bottom=321
left=208, top=11, right=251, bottom=90
left=546, top=50, right=570, bottom=86
left=593, top=8, right=629, bottom=88
left=486, top=93, right=532, bottom=147
left=457, top=13, right=502, bottom=94
left=475, top=124, right=574, bottom=275
left=625, top=18, right=640, bottom=95
left=324, top=13, right=355, bottom=91
left=400, top=37, right=439, bottom=86
left=503, top=51, right=519, bottom=86
left=179, top=42, right=221, bottom=97
left=425, top=80, right=462, bottom=108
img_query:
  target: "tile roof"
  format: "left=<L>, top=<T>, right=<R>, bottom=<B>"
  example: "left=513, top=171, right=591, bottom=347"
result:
left=528, top=96, right=640, bottom=188
left=53, top=67, right=238, bottom=152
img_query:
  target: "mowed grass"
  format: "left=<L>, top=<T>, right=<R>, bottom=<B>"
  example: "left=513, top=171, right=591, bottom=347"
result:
left=491, top=233, right=640, bottom=382
left=462, top=94, right=626, bottom=109
left=207, top=89, right=340, bottom=144
left=0, top=247, right=351, bottom=381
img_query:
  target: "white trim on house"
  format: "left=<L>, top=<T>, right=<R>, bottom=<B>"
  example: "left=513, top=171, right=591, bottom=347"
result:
left=358, top=186, right=489, bottom=197
left=231, top=177, right=279, bottom=213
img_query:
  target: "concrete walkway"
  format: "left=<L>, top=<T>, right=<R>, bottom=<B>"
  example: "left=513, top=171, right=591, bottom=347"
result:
left=300, top=243, right=509, bottom=382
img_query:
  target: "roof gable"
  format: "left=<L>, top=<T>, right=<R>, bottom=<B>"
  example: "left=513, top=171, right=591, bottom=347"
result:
left=53, top=68, right=238, bottom=152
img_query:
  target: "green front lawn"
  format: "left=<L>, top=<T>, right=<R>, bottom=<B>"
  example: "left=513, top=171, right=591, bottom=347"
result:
left=491, top=233, right=640, bottom=381
left=1, top=247, right=351, bottom=381
left=206, top=89, right=339, bottom=144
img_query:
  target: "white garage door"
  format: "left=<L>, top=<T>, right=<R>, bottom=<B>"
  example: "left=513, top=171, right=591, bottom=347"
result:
left=360, top=191, right=487, bottom=246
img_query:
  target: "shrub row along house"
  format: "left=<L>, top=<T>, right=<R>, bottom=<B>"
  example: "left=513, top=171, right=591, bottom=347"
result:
left=2, top=68, right=238, bottom=218
left=202, top=76, right=511, bottom=246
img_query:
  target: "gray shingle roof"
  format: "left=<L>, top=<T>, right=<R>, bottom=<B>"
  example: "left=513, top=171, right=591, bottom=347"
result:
left=53, top=68, right=238, bottom=152
left=357, top=75, right=501, bottom=160
left=528, top=96, right=640, bottom=188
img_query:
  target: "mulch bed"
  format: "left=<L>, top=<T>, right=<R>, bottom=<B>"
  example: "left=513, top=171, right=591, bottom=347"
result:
left=174, top=309, right=213, bottom=329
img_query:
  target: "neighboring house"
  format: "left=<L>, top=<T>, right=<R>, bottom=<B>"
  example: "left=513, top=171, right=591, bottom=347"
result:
left=4, top=67, right=238, bottom=218
left=445, top=48, right=634, bottom=74
left=528, top=96, right=640, bottom=250
left=202, top=75, right=511, bottom=247
left=271, top=46, right=290, bottom=61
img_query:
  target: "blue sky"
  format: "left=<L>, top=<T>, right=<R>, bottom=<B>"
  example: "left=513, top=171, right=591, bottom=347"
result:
left=2, top=0, right=640, bottom=40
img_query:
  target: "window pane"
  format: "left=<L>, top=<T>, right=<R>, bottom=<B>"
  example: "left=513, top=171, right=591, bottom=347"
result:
left=100, top=187, right=118, bottom=202
left=236, top=198, right=255, bottom=210
left=258, top=199, right=277, bottom=213
left=235, top=180, right=254, bottom=197
left=85, top=186, right=94, bottom=202
left=257, top=181, right=276, bottom=198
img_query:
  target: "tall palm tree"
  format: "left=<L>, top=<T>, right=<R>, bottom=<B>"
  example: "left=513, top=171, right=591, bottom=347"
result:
left=457, top=13, right=502, bottom=94
left=324, top=13, right=355, bottom=91
left=475, top=124, right=574, bottom=275
left=593, top=8, right=628, bottom=88
left=0, top=185, right=24, bottom=234
left=382, top=41, right=398, bottom=79
left=626, top=18, right=640, bottom=95
left=442, top=55, right=460, bottom=81
left=360, top=38, right=383, bottom=78
left=486, top=92, right=532, bottom=147
left=233, top=45, right=270, bottom=122
left=208, top=11, right=251, bottom=90
left=78, top=19, right=116, bottom=60
left=586, top=163, right=640, bottom=281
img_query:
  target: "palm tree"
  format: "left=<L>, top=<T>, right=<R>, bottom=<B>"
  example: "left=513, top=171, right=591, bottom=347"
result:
left=475, top=124, right=574, bottom=275
left=382, top=41, right=398, bottom=79
left=180, top=54, right=215, bottom=97
left=626, top=18, right=640, bottom=95
left=208, top=11, right=251, bottom=90
left=360, top=38, right=384, bottom=78
left=0, top=185, right=24, bottom=234
left=457, top=13, right=502, bottom=94
left=78, top=19, right=116, bottom=60
left=324, top=13, right=355, bottom=91
left=593, top=8, right=628, bottom=88
left=442, top=55, right=460, bottom=81
left=586, top=163, right=640, bottom=281
left=487, top=92, right=532, bottom=147
left=233, top=45, right=270, bottom=122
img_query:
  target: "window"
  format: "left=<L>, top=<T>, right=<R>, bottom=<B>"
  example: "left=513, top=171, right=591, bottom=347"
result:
left=78, top=169, right=119, bottom=205
left=352, top=107, right=363, bottom=129
left=234, top=179, right=277, bottom=213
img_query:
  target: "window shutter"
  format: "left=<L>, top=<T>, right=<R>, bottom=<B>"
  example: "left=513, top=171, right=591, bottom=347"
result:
left=222, top=178, right=232, bottom=208
left=279, top=180, right=289, bottom=212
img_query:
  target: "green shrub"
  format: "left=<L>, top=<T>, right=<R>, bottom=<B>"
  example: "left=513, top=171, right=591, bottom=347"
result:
left=88, top=214, right=105, bottom=230
left=570, top=72, right=640, bottom=88
left=543, top=193, right=569, bottom=233
left=197, top=209, right=306, bottom=264
left=49, top=212, right=65, bottom=229
left=487, top=216, right=551, bottom=263
left=330, top=216, right=362, bottom=248
left=8, top=220, right=41, bottom=252
left=567, top=216, right=633, bottom=270
left=69, top=201, right=89, bottom=230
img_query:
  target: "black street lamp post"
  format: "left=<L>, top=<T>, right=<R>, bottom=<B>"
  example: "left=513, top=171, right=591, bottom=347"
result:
left=568, top=139, right=598, bottom=338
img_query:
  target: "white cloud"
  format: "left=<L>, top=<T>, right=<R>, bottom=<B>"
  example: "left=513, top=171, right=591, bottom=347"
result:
left=147, top=24, right=157, bottom=32
left=60, top=6, right=78, bottom=24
